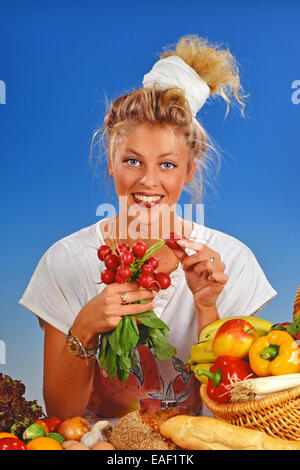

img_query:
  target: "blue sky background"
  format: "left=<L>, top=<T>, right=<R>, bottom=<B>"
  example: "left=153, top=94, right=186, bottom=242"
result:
left=0, top=0, right=299, bottom=410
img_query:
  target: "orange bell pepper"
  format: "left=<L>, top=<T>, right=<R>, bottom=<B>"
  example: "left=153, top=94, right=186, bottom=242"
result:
left=249, top=330, right=300, bottom=376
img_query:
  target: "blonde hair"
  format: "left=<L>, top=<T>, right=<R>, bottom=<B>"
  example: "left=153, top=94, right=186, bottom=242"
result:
left=91, top=34, right=247, bottom=204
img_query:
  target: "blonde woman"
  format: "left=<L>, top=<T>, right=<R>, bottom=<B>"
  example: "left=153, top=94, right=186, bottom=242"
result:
left=19, top=35, right=276, bottom=420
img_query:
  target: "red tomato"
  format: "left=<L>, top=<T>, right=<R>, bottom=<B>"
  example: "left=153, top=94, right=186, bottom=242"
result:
left=42, top=417, right=62, bottom=433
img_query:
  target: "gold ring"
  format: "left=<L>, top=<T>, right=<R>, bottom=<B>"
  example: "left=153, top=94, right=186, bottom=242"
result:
left=120, top=293, right=128, bottom=305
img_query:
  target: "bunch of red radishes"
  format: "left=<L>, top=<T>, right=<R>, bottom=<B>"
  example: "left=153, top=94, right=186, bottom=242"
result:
left=97, top=233, right=185, bottom=291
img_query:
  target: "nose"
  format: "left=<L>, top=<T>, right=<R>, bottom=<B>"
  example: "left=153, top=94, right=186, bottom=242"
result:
left=139, top=166, right=158, bottom=188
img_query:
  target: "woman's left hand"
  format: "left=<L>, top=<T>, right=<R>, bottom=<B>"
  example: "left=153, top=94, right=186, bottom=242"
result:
left=172, top=239, right=228, bottom=310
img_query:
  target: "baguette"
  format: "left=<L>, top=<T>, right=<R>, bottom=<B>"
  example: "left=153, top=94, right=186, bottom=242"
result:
left=160, top=415, right=300, bottom=450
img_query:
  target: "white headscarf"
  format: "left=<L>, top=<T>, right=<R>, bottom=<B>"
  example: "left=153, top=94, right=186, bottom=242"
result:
left=142, top=55, right=210, bottom=116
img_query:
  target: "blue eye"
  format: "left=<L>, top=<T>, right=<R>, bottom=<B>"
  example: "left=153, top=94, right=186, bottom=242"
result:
left=161, top=161, right=176, bottom=170
left=124, top=158, right=176, bottom=170
left=125, top=158, right=140, bottom=166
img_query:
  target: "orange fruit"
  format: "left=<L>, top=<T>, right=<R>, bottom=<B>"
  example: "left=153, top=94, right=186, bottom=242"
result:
left=27, top=437, right=62, bottom=450
left=0, top=432, right=16, bottom=439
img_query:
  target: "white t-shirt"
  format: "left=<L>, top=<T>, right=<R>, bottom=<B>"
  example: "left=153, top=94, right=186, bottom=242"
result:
left=18, top=219, right=277, bottom=418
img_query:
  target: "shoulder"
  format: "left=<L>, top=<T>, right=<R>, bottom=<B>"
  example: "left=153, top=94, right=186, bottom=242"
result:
left=44, top=221, right=101, bottom=273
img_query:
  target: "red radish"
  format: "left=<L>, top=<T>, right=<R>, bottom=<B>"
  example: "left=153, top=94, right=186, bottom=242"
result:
left=165, top=232, right=187, bottom=250
left=138, top=273, right=155, bottom=289
left=116, top=243, right=131, bottom=253
left=119, top=250, right=135, bottom=266
left=145, top=257, right=159, bottom=270
left=141, top=263, right=154, bottom=274
left=97, top=245, right=112, bottom=261
left=132, top=241, right=147, bottom=258
left=115, top=271, right=127, bottom=283
left=104, top=253, right=120, bottom=271
left=101, top=269, right=115, bottom=285
left=154, top=272, right=171, bottom=290
left=116, top=265, right=131, bottom=280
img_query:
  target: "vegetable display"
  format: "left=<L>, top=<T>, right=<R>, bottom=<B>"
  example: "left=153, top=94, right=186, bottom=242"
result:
left=0, top=373, right=44, bottom=438
left=0, top=437, right=28, bottom=450
left=185, top=316, right=273, bottom=374
left=212, top=319, right=259, bottom=359
left=270, top=316, right=300, bottom=341
left=0, top=412, right=114, bottom=450
left=26, top=436, right=63, bottom=450
left=196, top=355, right=255, bottom=403
left=97, top=237, right=177, bottom=382
left=187, top=312, right=300, bottom=404
left=230, top=373, right=300, bottom=402
left=23, top=423, right=47, bottom=441
left=249, top=330, right=300, bottom=376
left=57, top=416, right=90, bottom=441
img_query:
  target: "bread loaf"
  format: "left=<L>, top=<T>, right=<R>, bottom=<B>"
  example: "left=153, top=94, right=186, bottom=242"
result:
left=160, top=415, right=300, bottom=450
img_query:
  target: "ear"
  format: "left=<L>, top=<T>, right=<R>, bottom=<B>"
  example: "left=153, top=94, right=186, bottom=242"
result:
left=184, top=161, right=197, bottom=185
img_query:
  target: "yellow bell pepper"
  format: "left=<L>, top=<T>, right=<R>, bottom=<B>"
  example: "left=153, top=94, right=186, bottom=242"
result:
left=249, top=330, right=300, bottom=376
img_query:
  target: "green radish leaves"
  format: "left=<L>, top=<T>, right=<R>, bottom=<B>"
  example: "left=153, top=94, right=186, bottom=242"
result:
left=98, top=308, right=175, bottom=382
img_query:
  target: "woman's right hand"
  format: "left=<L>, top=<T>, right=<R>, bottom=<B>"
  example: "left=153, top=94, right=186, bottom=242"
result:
left=71, top=281, right=156, bottom=348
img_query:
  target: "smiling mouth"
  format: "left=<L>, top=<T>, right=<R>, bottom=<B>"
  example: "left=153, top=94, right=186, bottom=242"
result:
left=131, top=193, right=164, bottom=204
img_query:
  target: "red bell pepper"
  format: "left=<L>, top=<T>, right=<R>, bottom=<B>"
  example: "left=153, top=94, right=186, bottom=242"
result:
left=196, top=355, right=255, bottom=403
left=0, top=437, right=28, bottom=450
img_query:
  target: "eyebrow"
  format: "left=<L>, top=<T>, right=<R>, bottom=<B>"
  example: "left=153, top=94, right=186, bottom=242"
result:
left=125, top=148, right=177, bottom=158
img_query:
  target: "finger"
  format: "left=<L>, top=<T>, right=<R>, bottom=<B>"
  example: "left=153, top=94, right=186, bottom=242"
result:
left=106, top=299, right=157, bottom=316
left=182, top=252, right=213, bottom=270
left=115, top=289, right=155, bottom=305
left=109, top=280, right=148, bottom=293
left=193, top=259, right=225, bottom=276
left=169, top=245, right=188, bottom=264
left=177, top=239, right=221, bottom=260
left=208, top=271, right=228, bottom=286
left=177, top=239, right=204, bottom=251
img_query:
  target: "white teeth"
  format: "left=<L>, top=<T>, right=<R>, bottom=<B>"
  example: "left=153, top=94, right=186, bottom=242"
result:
left=133, top=194, right=162, bottom=203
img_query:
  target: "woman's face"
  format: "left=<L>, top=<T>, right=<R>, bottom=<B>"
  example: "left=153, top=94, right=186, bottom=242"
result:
left=108, top=122, right=196, bottom=232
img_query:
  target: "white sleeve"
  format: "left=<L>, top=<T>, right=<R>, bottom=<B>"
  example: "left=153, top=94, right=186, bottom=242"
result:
left=18, top=248, right=76, bottom=335
left=216, top=246, right=277, bottom=319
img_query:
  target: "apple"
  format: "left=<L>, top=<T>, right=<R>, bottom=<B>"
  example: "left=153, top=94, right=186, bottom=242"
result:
left=212, top=319, right=259, bottom=359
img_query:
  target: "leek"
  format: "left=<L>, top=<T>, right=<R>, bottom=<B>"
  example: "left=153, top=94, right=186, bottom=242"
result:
left=230, top=373, right=300, bottom=402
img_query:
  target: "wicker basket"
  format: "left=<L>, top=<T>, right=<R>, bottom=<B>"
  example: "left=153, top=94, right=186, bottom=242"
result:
left=200, top=383, right=300, bottom=440
left=293, top=285, right=300, bottom=321
left=200, top=285, right=300, bottom=441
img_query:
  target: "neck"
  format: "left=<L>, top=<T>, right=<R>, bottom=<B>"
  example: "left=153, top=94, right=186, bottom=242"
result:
left=108, top=213, right=185, bottom=247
